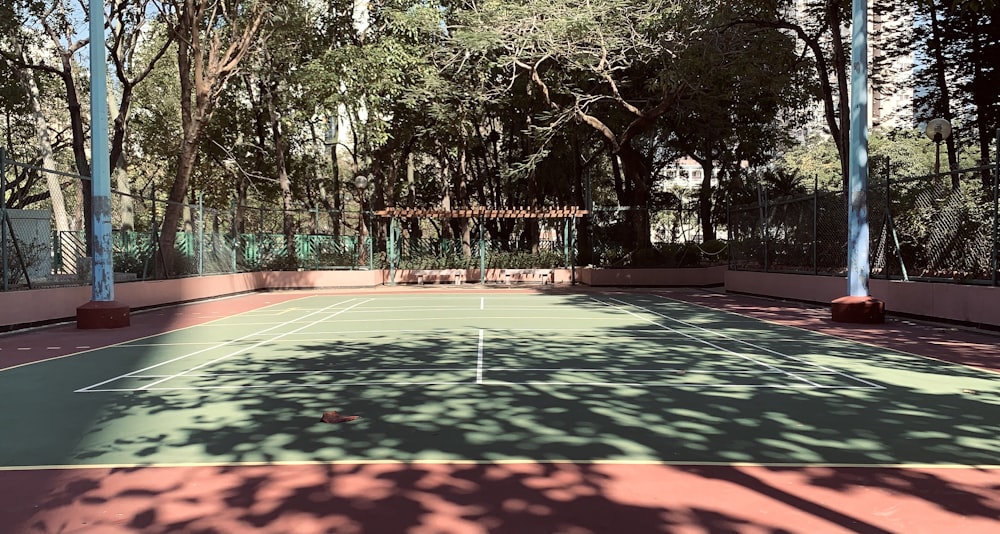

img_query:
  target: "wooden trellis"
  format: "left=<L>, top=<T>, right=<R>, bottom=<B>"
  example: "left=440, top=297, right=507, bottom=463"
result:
left=376, top=206, right=585, bottom=286
left=375, top=206, right=588, bottom=219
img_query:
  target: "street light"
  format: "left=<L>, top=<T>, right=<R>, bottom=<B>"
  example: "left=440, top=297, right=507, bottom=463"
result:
left=925, top=118, right=952, bottom=175
left=322, top=116, right=342, bottom=238
left=354, top=175, right=369, bottom=266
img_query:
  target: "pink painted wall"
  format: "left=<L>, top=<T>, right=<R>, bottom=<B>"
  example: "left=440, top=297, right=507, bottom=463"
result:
left=384, top=269, right=574, bottom=285
left=4, top=268, right=996, bottom=329
left=581, top=265, right=727, bottom=287
left=0, top=285, right=94, bottom=327
left=257, top=270, right=380, bottom=289
left=725, top=271, right=1000, bottom=329
left=0, top=271, right=379, bottom=329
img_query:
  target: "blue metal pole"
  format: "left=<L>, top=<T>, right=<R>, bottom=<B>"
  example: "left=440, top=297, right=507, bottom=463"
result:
left=89, top=0, right=114, bottom=302
left=847, top=0, right=870, bottom=297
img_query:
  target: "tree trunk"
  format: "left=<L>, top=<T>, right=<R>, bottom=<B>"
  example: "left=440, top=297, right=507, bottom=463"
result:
left=698, top=159, right=716, bottom=242
left=157, top=0, right=267, bottom=276
left=18, top=64, right=70, bottom=233
left=265, top=80, right=297, bottom=265
left=617, top=143, right=652, bottom=249
left=107, top=83, right=135, bottom=232
left=159, top=130, right=201, bottom=275
left=826, top=2, right=851, bottom=193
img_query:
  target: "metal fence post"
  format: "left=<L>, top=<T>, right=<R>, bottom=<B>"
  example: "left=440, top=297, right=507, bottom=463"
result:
left=1, top=147, right=7, bottom=291
left=884, top=163, right=890, bottom=279
left=763, top=187, right=769, bottom=272
left=563, top=218, right=570, bottom=268
left=230, top=199, right=237, bottom=273
left=149, top=184, right=158, bottom=279
left=479, top=218, right=485, bottom=284
left=813, top=175, right=818, bottom=275
left=725, top=194, right=732, bottom=269
left=198, top=191, right=205, bottom=276
left=992, top=128, right=999, bottom=286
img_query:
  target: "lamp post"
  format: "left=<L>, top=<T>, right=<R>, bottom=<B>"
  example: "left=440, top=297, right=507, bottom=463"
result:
left=76, top=0, right=129, bottom=328
left=354, top=174, right=368, bottom=267
left=831, top=0, right=885, bottom=323
left=925, top=118, right=952, bottom=175
left=322, top=117, right=341, bottom=238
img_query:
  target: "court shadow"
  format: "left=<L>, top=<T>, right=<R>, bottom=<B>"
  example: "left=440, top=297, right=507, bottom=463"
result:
left=3, top=289, right=999, bottom=532
left=5, top=462, right=881, bottom=533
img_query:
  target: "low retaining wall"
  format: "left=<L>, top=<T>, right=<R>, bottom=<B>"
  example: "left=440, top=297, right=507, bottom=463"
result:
left=726, top=270, right=1000, bottom=329
left=4, top=268, right=996, bottom=331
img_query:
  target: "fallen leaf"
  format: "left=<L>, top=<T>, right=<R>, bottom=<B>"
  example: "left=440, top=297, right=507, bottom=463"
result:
left=320, top=411, right=359, bottom=424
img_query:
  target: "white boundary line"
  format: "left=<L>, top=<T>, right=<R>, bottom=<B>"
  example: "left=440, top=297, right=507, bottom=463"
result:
left=78, top=364, right=884, bottom=393
left=601, top=297, right=825, bottom=387
left=4, top=458, right=996, bottom=470
left=120, top=367, right=804, bottom=377
left=136, top=299, right=375, bottom=391
left=1, top=295, right=318, bottom=375
left=74, top=298, right=364, bottom=392
left=79, top=381, right=882, bottom=393
left=476, top=329, right=485, bottom=384
left=646, top=294, right=888, bottom=389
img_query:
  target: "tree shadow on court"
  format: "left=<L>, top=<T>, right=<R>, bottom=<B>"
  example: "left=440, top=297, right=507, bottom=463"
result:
left=3, top=289, right=1000, bottom=532
left=8, top=461, right=861, bottom=533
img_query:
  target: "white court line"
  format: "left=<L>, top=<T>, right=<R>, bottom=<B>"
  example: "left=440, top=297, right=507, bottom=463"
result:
left=602, top=298, right=824, bottom=387
left=118, top=367, right=858, bottom=379
left=476, top=329, right=485, bottom=384
left=646, top=294, right=888, bottom=388
left=137, top=299, right=375, bottom=391
left=80, top=380, right=882, bottom=393
left=610, top=297, right=884, bottom=389
left=481, top=297, right=485, bottom=310
left=479, top=381, right=880, bottom=389
left=74, top=298, right=363, bottom=392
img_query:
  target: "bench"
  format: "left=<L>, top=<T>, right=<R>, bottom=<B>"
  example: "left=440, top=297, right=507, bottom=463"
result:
left=500, top=268, right=552, bottom=285
left=415, top=269, right=465, bottom=285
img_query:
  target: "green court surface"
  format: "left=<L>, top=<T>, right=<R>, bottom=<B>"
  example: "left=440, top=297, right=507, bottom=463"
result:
left=2, top=292, right=999, bottom=469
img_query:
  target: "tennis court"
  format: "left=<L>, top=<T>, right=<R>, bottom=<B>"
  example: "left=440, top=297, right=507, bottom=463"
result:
left=1, top=288, right=999, bottom=532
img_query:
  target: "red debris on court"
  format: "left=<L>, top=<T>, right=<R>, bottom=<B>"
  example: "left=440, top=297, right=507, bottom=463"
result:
left=320, top=411, right=360, bottom=424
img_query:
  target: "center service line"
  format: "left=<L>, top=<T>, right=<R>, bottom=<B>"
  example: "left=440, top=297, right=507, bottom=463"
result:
left=476, top=329, right=485, bottom=384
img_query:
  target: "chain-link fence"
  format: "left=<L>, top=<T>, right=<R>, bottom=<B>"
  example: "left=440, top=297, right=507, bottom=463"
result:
left=1, top=148, right=377, bottom=290
left=3, top=145, right=728, bottom=290
left=729, top=162, right=1000, bottom=285
left=14, top=145, right=994, bottom=291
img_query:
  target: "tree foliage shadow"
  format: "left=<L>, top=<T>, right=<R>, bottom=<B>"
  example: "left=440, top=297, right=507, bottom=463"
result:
left=3, top=290, right=999, bottom=532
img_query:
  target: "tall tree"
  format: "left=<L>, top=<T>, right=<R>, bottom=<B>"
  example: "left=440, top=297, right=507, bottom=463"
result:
left=158, top=0, right=270, bottom=274
left=451, top=0, right=703, bottom=249
left=665, top=5, right=814, bottom=240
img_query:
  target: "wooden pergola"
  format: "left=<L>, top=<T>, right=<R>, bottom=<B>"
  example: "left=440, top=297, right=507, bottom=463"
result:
left=375, top=206, right=588, bottom=219
left=374, top=206, right=587, bottom=285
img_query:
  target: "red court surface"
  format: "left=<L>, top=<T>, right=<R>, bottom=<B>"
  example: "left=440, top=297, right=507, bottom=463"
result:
left=1, top=287, right=998, bottom=533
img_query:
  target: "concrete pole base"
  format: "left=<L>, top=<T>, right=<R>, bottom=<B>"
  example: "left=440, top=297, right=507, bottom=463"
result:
left=831, top=296, right=885, bottom=324
left=77, top=300, right=131, bottom=329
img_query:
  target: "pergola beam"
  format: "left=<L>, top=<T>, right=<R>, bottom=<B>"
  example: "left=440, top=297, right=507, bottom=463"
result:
left=376, top=206, right=589, bottom=219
